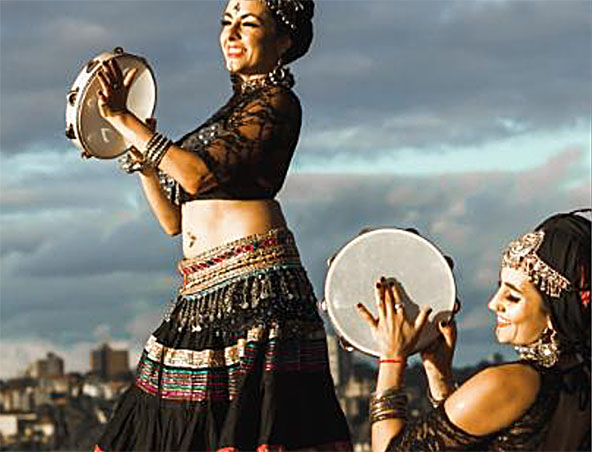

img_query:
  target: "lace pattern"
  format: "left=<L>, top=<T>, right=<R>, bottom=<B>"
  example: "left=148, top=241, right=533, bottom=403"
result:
left=387, top=368, right=560, bottom=451
left=159, top=82, right=301, bottom=204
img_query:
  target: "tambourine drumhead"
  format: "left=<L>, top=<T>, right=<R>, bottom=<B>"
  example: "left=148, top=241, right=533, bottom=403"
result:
left=324, top=228, right=456, bottom=357
left=65, top=48, right=156, bottom=159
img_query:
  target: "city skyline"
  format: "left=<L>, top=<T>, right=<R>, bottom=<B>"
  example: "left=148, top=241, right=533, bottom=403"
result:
left=1, top=0, right=591, bottom=378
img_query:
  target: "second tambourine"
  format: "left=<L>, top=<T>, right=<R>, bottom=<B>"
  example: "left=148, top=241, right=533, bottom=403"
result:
left=324, top=228, right=456, bottom=357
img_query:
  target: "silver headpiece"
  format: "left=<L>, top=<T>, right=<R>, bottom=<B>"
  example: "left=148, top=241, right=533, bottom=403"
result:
left=263, top=0, right=309, bottom=31
left=501, top=231, right=571, bottom=298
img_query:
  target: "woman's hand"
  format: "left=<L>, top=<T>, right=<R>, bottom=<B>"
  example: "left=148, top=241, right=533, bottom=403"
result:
left=357, top=278, right=431, bottom=359
left=97, top=59, right=137, bottom=119
left=420, top=317, right=457, bottom=378
left=420, top=300, right=460, bottom=402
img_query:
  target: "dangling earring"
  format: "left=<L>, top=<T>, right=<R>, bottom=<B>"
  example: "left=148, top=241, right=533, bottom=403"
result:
left=269, top=56, right=287, bottom=85
left=514, top=326, right=560, bottom=368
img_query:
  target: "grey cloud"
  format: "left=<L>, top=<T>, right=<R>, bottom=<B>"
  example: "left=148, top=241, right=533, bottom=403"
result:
left=301, top=0, right=591, bottom=150
left=280, top=148, right=590, bottom=316
left=1, top=0, right=591, bottom=376
left=279, top=150, right=588, bottom=363
left=1, top=0, right=227, bottom=152
left=0, top=147, right=589, bottom=373
left=1, top=1, right=590, bottom=154
left=1, top=199, right=180, bottom=277
left=1, top=152, right=179, bottom=275
left=0, top=262, right=179, bottom=346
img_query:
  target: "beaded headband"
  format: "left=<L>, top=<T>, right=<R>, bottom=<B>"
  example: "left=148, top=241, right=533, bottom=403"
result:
left=263, top=0, right=309, bottom=31
left=501, top=231, right=571, bottom=298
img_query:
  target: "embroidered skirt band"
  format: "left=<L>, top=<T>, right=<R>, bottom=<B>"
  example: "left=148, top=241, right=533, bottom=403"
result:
left=97, top=227, right=352, bottom=450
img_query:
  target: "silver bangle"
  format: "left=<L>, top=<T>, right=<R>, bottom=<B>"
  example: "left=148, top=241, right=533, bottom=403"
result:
left=144, top=132, right=173, bottom=169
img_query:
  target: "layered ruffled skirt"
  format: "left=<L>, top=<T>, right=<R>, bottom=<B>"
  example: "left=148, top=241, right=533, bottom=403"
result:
left=96, top=229, right=351, bottom=451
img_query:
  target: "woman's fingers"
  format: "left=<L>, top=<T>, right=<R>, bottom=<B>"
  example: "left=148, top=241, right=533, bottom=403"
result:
left=128, top=146, right=143, bottom=160
left=356, top=303, right=377, bottom=329
left=414, top=307, right=432, bottom=331
left=101, top=62, right=115, bottom=85
left=375, top=280, right=386, bottom=323
left=109, top=59, right=123, bottom=80
left=123, top=68, right=138, bottom=88
left=97, top=71, right=111, bottom=94
left=384, top=281, right=397, bottom=321
left=439, top=319, right=457, bottom=348
left=105, top=60, right=119, bottom=83
left=101, top=60, right=130, bottom=91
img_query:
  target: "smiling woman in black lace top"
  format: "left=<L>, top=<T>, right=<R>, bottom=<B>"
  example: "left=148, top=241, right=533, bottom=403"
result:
left=358, top=211, right=591, bottom=451
left=92, top=1, right=351, bottom=450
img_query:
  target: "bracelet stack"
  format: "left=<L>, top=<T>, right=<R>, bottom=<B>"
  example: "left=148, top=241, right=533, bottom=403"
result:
left=369, top=387, right=408, bottom=425
left=144, top=132, right=173, bottom=169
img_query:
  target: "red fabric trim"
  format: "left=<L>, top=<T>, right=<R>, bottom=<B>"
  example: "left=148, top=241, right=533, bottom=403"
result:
left=216, top=441, right=352, bottom=452
left=96, top=441, right=350, bottom=452
left=580, top=265, right=590, bottom=308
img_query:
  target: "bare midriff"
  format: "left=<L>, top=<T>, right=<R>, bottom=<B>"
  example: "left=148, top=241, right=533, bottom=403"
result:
left=181, top=199, right=288, bottom=258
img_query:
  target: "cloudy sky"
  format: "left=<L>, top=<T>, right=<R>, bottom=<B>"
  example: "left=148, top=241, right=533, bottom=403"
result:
left=1, top=0, right=590, bottom=379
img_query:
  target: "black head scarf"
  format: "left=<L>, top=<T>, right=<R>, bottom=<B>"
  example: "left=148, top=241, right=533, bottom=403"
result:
left=534, top=210, right=591, bottom=367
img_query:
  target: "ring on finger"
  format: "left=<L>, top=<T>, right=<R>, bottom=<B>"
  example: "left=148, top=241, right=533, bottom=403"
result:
left=393, top=303, right=404, bottom=311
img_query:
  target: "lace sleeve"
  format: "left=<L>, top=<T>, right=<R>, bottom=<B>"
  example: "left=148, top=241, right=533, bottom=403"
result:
left=387, top=406, right=489, bottom=451
left=157, top=169, right=182, bottom=206
left=179, top=87, right=301, bottom=198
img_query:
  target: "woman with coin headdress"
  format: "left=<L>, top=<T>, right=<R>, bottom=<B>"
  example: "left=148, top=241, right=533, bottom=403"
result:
left=93, top=0, right=351, bottom=450
left=358, top=210, right=591, bottom=451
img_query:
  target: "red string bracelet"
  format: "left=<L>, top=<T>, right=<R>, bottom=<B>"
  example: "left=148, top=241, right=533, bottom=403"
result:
left=379, top=357, right=406, bottom=365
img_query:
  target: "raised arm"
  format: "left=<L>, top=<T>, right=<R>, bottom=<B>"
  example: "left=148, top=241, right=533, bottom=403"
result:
left=384, top=363, right=542, bottom=451
left=118, top=87, right=298, bottom=195
left=104, top=112, right=212, bottom=196
left=420, top=317, right=458, bottom=405
left=358, top=282, right=543, bottom=452
left=119, top=119, right=182, bottom=236
left=135, top=164, right=182, bottom=236
left=96, top=60, right=299, bottom=230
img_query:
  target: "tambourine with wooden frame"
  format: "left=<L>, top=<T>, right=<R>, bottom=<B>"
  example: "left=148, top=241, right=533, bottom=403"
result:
left=65, top=47, right=157, bottom=159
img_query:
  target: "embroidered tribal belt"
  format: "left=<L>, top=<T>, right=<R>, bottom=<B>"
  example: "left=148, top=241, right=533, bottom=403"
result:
left=179, top=228, right=301, bottom=294
left=135, top=229, right=328, bottom=402
left=165, top=228, right=318, bottom=334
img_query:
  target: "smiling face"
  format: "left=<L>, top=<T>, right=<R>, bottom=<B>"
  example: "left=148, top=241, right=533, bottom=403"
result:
left=220, top=0, right=291, bottom=78
left=488, top=267, right=551, bottom=345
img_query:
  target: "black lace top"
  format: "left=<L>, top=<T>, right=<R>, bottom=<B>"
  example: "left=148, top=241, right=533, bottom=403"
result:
left=387, top=365, right=561, bottom=451
left=159, top=72, right=301, bottom=204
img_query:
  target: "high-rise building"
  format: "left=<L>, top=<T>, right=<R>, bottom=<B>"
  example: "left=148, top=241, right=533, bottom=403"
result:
left=90, top=344, right=130, bottom=379
left=326, top=334, right=353, bottom=388
left=25, top=352, right=64, bottom=378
